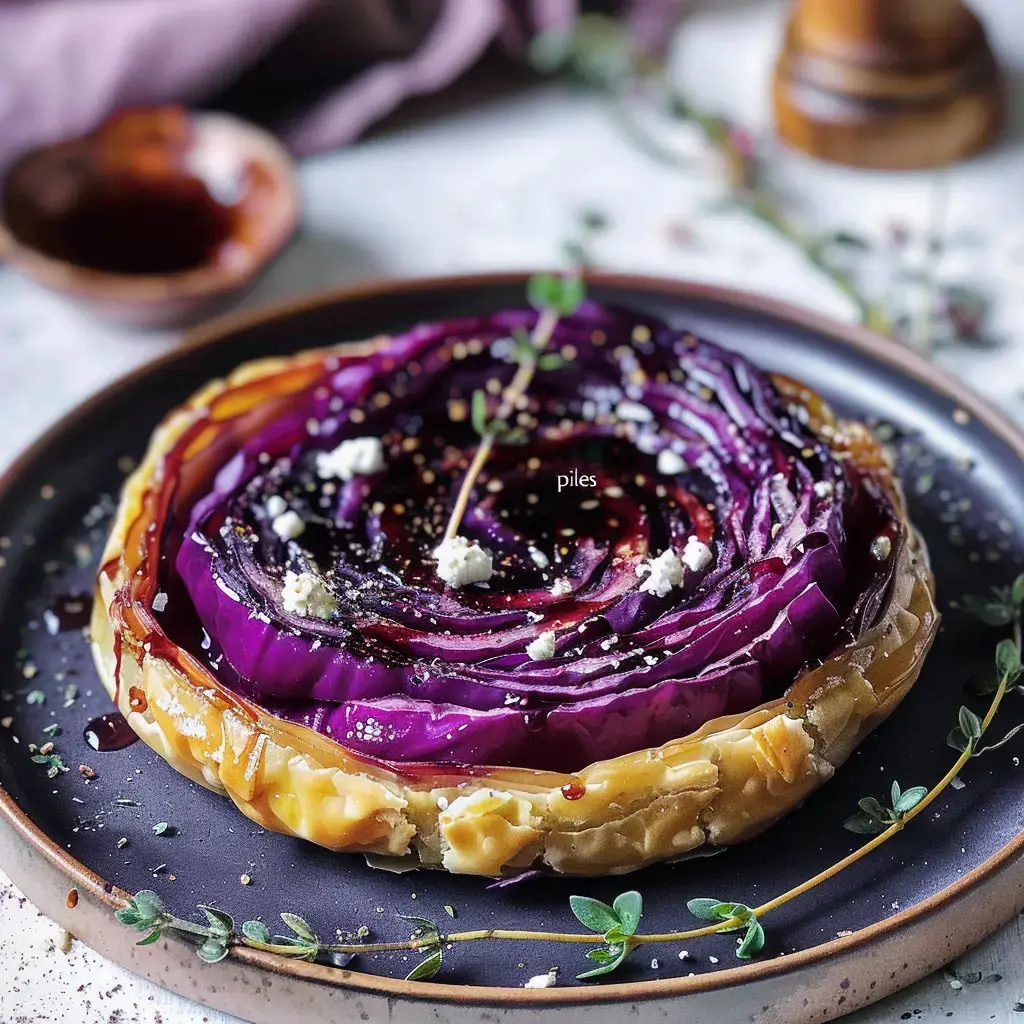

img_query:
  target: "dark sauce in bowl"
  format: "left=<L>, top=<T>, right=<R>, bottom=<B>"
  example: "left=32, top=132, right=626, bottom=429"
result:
left=2, top=108, right=246, bottom=276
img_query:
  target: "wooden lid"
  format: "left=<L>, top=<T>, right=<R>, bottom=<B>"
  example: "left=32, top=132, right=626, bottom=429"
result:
left=773, top=0, right=1005, bottom=168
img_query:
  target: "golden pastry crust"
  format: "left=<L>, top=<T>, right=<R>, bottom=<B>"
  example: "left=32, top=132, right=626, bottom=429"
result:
left=91, top=350, right=939, bottom=877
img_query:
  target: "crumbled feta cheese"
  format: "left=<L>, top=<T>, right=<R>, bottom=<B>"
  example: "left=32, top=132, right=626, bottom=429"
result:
left=526, top=631, right=556, bottom=661
left=272, top=510, right=305, bottom=540
left=550, top=577, right=572, bottom=598
left=657, top=449, right=688, bottom=475
left=524, top=970, right=558, bottom=989
left=528, top=547, right=550, bottom=569
left=615, top=400, right=653, bottom=423
left=682, top=536, right=713, bottom=573
left=265, top=495, right=288, bottom=518
left=433, top=536, right=493, bottom=588
left=813, top=480, right=833, bottom=498
left=316, top=437, right=385, bottom=481
left=281, top=571, right=337, bottom=619
left=152, top=591, right=169, bottom=613
left=636, top=549, right=684, bottom=597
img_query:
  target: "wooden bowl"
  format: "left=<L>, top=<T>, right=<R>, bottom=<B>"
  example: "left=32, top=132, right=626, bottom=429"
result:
left=773, top=0, right=1006, bottom=169
left=0, top=108, right=300, bottom=329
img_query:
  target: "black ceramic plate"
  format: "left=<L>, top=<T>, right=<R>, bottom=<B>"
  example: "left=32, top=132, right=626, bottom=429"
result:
left=2, top=274, right=1023, bottom=1021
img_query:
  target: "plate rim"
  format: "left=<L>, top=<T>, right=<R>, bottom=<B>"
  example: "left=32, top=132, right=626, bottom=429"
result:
left=1, top=269, right=1021, bottom=1007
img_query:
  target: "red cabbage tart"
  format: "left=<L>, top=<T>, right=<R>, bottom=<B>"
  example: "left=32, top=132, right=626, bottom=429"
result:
left=92, top=301, right=938, bottom=876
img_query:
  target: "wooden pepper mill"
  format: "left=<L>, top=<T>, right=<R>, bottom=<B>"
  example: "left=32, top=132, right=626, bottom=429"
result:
left=773, top=0, right=1005, bottom=169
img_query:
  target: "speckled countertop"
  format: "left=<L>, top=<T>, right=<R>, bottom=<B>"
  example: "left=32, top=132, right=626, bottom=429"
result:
left=3, top=1, right=1024, bottom=1021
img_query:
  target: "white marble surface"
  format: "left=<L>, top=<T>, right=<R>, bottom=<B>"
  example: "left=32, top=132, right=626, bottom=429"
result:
left=3, top=1, right=1024, bottom=1021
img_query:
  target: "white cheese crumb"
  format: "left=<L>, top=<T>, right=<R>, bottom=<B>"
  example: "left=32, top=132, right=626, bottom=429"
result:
left=682, top=535, right=713, bottom=573
left=526, top=631, right=556, bottom=661
left=528, top=547, right=550, bottom=569
left=432, top=536, right=493, bottom=588
left=657, top=449, right=687, bottom=475
left=650, top=958, right=660, bottom=969
left=813, top=480, right=833, bottom=498
left=709, top=955, right=719, bottom=964
left=636, top=549, right=684, bottom=597
left=615, top=400, right=653, bottom=423
left=281, top=571, right=337, bottom=619
left=265, top=495, right=288, bottom=518
left=678, top=950, right=690, bottom=961
left=152, top=591, right=169, bottom=613
left=316, top=437, right=385, bottom=481
left=524, top=970, right=558, bottom=989
left=272, top=510, right=306, bottom=540
left=550, top=577, right=572, bottom=598
left=436, top=796, right=449, bottom=811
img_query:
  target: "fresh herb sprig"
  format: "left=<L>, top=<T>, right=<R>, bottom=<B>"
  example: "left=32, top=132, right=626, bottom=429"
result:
left=570, top=891, right=642, bottom=978
left=441, top=272, right=585, bottom=542
left=843, top=780, right=928, bottom=836
left=113, top=592, right=1023, bottom=982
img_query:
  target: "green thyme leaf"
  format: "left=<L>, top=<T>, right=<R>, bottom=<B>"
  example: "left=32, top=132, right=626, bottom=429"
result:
left=470, top=390, right=488, bottom=437
left=136, top=928, right=161, bottom=946
left=686, top=898, right=723, bottom=921
left=585, top=946, right=618, bottom=963
left=511, top=326, right=534, bottom=363
left=857, top=797, right=885, bottom=821
left=199, top=906, right=234, bottom=938
left=538, top=353, right=566, bottom=371
left=115, top=907, right=141, bottom=927
left=894, top=786, right=928, bottom=814
left=947, top=726, right=970, bottom=753
left=966, top=670, right=1001, bottom=697
left=443, top=905, right=456, bottom=919
left=406, top=946, right=443, bottom=981
left=576, top=942, right=628, bottom=980
left=611, top=891, right=642, bottom=936
left=569, top=895, right=621, bottom=934
left=25, top=690, right=45, bottom=705
left=42, top=723, right=61, bottom=737
left=959, top=706, right=983, bottom=741
left=995, top=639, right=1022, bottom=682
left=280, top=913, right=315, bottom=943
left=736, top=919, right=765, bottom=959
left=844, top=813, right=886, bottom=835
left=242, top=920, right=271, bottom=944
left=975, top=604, right=1014, bottom=626
left=1012, top=575, right=1024, bottom=607
left=890, top=780, right=901, bottom=807
left=527, top=273, right=586, bottom=317
left=398, top=914, right=440, bottom=942
left=132, top=891, right=165, bottom=922
left=197, top=938, right=229, bottom=964
left=151, top=821, right=172, bottom=836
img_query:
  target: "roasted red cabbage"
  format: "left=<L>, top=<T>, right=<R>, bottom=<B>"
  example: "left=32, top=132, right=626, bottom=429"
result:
left=167, top=302, right=901, bottom=772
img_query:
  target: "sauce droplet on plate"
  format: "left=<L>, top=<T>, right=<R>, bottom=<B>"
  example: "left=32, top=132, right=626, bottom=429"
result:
left=84, top=711, right=138, bottom=751
left=44, top=594, right=92, bottom=633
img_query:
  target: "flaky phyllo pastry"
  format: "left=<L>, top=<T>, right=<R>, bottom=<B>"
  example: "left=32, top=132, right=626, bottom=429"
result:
left=93, top=302, right=938, bottom=876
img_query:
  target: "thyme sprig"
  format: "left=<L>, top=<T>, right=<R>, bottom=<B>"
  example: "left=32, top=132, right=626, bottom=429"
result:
left=114, top=581, right=1023, bottom=982
left=441, top=272, right=585, bottom=542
